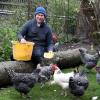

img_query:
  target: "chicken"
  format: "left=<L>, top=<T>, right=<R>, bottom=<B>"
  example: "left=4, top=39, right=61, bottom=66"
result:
left=92, top=96, right=98, bottom=100
left=36, top=64, right=56, bottom=88
left=79, top=48, right=99, bottom=70
left=5, top=68, right=40, bottom=98
left=73, top=70, right=89, bottom=90
left=69, top=77, right=85, bottom=99
left=95, top=67, right=100, bottom=84
left=52, top=34, right=58, bottom=43
left=53, top=42, right=60, bottom=52
left=51, top=66, right=76, bottom=96
left=52, top=34, right=59, bottom=52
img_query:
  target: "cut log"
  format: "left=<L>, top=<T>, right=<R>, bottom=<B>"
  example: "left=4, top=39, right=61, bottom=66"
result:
left=0, top=48, right=86, bottom=87
left=0, top=61, right=35, bottom=87
left=42, top=48, right=86, bottom=68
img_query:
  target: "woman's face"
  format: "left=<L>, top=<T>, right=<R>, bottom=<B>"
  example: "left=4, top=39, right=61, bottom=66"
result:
left=35, top=13, right=45, bottom=24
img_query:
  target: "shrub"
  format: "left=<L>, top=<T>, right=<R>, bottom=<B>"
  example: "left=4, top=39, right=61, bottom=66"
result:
left=0, top=27, right=16, bottom=61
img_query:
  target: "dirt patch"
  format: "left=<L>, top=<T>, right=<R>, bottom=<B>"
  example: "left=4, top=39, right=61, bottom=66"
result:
left=58, top=39, right=99, bottom=52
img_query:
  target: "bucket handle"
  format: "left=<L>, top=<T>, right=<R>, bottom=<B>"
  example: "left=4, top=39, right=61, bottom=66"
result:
left=11, top=41, right=34, bottom=45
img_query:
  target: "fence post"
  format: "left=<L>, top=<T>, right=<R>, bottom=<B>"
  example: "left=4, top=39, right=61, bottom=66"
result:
left=27, top=0, right=33, bottom=20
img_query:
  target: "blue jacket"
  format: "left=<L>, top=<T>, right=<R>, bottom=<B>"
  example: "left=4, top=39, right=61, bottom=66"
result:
left=17, top=19, right=53, bottom=51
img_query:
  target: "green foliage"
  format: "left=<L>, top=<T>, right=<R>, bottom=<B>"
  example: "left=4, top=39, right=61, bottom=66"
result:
left=0, top=27, right=16, bottom=61
left=90, top=31, right=100, bottom=45
left=11, top=9, right=27, bottom=28
left=47, top=0, right=80, bottom=43
left=0, top=7, right=28, bottom=61
left=0, top=0, right=81, bottom=60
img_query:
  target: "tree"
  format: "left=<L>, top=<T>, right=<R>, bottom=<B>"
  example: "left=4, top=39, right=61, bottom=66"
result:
left=76, top=0, right=100, bottom=44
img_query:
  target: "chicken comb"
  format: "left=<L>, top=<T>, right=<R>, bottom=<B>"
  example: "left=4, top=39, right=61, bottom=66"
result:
left=50, top=64, right=58, bottom=71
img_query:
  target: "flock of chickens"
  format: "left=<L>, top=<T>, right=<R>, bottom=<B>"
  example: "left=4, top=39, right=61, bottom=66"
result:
left=4, top=48, right=100, bottom=100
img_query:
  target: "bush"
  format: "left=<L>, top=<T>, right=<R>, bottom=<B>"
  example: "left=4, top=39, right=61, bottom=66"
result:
left=0, top=27, right=16, bottom=61
left=90, top=31, right=100, bottom=45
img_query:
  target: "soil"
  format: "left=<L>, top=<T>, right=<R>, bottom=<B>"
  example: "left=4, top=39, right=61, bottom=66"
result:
left=58, top=39, right=100, bottom=52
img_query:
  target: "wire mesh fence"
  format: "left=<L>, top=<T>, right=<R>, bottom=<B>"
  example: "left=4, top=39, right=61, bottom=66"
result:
left=0, top=0, right=80, bottom=43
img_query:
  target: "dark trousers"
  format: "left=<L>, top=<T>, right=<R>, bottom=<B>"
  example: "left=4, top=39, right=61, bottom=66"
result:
left=31, top=46, right=45, bottom=65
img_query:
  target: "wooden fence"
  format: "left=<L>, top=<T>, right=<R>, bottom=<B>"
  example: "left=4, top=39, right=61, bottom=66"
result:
left=0, top=0, right=28, bottom=9
left=0, top=0, right=34, bottom=19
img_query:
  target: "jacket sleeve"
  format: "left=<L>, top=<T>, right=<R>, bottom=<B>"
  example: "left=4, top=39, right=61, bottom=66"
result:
left=46, top=28, right=54, bottom=51
left=17, top=21, right=29, bottom=41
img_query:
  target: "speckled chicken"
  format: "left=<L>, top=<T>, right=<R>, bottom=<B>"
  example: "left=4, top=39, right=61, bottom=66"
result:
left=5, top=68, right=40, bottom=98
left=53, top=42, right=59, bottom=52
left=69, top=77, right=85, bottom=99
left=79, top=48, right=99, bottom=69
left=95, top=67, right=100, bottom=84
left=74, top=70, right=89, bottom=90
left=36, top=64, right=56, bottom=87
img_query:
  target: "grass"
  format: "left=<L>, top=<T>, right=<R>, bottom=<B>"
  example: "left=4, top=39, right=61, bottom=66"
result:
left=0, top=67, right=100, bottom=100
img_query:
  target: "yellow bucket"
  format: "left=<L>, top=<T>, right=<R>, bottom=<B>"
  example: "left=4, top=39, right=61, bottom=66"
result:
left=12, top=41, right=34, bottom=61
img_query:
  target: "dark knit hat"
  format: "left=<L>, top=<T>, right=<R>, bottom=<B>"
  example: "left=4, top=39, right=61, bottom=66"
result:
left=35, top=7, right=46, bottom=17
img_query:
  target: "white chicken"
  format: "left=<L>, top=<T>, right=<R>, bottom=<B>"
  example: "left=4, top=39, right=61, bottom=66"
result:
left=50, top=65, right=76, bottom=96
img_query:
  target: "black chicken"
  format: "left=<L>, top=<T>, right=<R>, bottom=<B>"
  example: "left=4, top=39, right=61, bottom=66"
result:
left=69, top=77, right=85, bottom=99
left=74, top=70, right=89, bottom=90
left=5, top=68, right=40, bottom=98
left=79, top=48, right=99, bottom=70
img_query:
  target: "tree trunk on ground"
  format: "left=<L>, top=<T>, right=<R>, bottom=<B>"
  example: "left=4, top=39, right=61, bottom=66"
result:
left=0, top=48, right=86, bottom=87
left=0, top=61, right=35, bottom=87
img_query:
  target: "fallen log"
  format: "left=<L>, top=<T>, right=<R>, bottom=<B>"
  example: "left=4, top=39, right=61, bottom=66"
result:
left=0, top=48, right=86, bottom=86
left=0, top=61, right=35, bottom=87
left=43, top=48, right=86, bottom=68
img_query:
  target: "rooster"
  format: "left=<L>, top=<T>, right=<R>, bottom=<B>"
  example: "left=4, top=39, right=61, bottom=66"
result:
left=36, top=64, right=56, bottom=88
left=79, top=48, right=99, bottom=70
left=69, top=77, right=85, bottom=100
left=5, top=68, right=40, bottom=98
left=95, top=67, right=100, bottom=84
left=50, top=65, right=77, bottom=96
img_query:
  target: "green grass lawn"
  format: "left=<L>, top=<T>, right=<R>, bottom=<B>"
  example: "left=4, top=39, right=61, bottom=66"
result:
left=0, top=67, right=100, bottom=100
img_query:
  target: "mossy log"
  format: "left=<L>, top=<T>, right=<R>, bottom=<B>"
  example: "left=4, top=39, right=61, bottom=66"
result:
left=0, top=61, right=35, bottom=87
left=0, top=48, right=86, bottom=87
